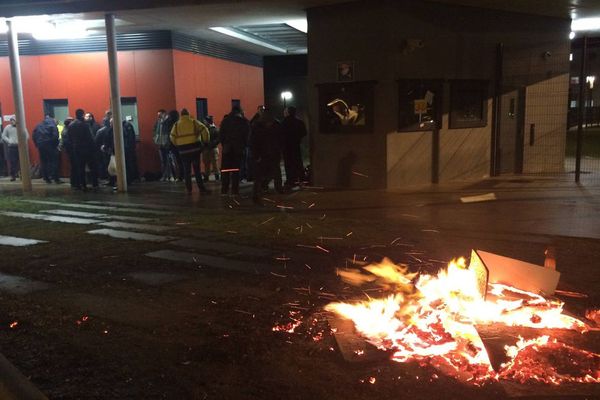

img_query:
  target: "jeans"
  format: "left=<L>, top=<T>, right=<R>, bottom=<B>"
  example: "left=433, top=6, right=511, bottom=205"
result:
left=180, top=150, right=207, bottom=193
left=74, top=149, right=98, bottom=188
left=201, top=147, right=219, bottom=180
left=159, top=146, right=174, bottom=180
left=39, top=146, right=59, bottom=182
left=7, top=145, right=19, bottom=179
left=221, top=150, right=243, bottom=195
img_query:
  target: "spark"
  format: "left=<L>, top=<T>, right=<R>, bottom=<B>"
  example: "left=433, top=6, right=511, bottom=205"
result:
left=270, top=272, right=287, bottom=278
left=305, top=222, right=313, bottom=229
left=277, top=205, right=294, bottom=210
left=234, top=309, right=254, bottom=317
left=9, top=321, right=18, bottom=329
left=421, top=229, right=440, bottom=233
left=315, top=245, right=330, bottom=253
left=305, top=264, right=312, bottom=270
left=259, top=217, right=275, bottom=225
left=352, top=171, right=369, bottom=178
left=220, top=168, right=240, bottom=173
left=346, top=231, right=354, bottom=237
left=308, top=203, right=316, bottom=208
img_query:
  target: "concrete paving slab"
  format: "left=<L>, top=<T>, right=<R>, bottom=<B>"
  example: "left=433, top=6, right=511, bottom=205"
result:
left=128, top=272, right=186, bottom=286
left=40, top=209, right=156, bottom=223
left=0, top=272, right=49, bottom=294
left=0, top=235, right=48, bottom=247
left=20, top=200, right=172, bottom=216
left=40, top=209, right=109, bottom=218
left=101, top=214, right=156, bottom=223
left=86, top=201, right=173, bottom=210
left=87, top=228, right=174, bottom=242
left=145, top=250, right=266, bottom=273
left=98, top=221, right=175, bottom=232
left=21, top=200, right=116, bottom=210
left=1, top=211, right=103, bottom=225
left=170, top=238, right=273, bottom=258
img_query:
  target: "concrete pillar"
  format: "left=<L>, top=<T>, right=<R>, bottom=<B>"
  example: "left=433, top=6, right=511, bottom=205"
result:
left=105, top=13, right=127, bottom=192
left=6, top=20, right=32, bottom=192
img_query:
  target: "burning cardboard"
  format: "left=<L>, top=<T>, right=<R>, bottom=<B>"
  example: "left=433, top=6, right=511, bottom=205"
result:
left=473, top=250, right=560, bottom=296
left=325, top=251, right=598, bottom=393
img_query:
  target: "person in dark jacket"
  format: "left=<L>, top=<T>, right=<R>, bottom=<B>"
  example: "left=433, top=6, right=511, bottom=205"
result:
left=32, top=113, right=62, bottom=183
left=59, top=117, right=77, bottom=188
left=250, top=109, right=284, bottom=203
left=219, top=106, right=250, bottom=196
left=85, top=112, right=102, bottom=137
left=281, top=106, right=307, bottom=188
left=163, top=110, right=183, bottom=182
left=102, top=119, right=137, bottom=190
left=123, top=119, right=139, bottom=182
left=69, top=109, right=98, bottom=190
left=201, top=115, right=220, bottom=182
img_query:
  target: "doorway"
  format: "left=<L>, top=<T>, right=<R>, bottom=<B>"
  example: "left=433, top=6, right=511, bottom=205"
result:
left=497, top=88, right=525, bottom=174
left=196, top=98, right=208, bottom=122
left=43, top=99, right=69, bottom=135
left=120, top=97, right=139, bottom=139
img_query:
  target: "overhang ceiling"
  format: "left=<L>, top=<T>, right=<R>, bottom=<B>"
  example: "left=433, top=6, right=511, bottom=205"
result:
left=1, top=0, right=600, bottom=56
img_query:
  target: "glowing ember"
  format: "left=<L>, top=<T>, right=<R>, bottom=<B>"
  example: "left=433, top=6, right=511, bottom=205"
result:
left=326, top=257, right=598, bottom=385
left=500, top=336, right=600, bottom=384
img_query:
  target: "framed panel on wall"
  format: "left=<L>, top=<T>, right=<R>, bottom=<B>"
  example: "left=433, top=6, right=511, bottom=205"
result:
left=318, top=81, right=375, bottom=134
left=397, top=79, right=443, bottom=131
left=449, top=80, right=489, bottom=129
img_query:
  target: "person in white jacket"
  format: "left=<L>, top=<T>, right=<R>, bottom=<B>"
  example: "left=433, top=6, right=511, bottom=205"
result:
left=1, top=117, right=27, bottom=181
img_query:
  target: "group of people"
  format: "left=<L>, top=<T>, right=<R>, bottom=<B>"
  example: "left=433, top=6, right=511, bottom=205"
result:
left=154, top=104, right=307, bottom=203
left=28, top=110, right=138, bottom=191
left=1, top=103, right=308, bottom=202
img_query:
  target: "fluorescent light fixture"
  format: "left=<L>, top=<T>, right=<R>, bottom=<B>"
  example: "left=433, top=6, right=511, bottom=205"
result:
left=286, top=19, right=307, bottom=33
left=210, top=27, right=287, bottom=53
left=572, top=17, right=600, bottom=31
left=0, top=16, right=89, bottom=39
left=32, top=21, right=89, bottom=40
left=280, top=91, right=293, bottom=100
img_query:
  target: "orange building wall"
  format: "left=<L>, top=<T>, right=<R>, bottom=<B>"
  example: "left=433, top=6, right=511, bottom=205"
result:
left=172, top=50, right=264, bottom=125
left=0, top=48, right=264, bottom=176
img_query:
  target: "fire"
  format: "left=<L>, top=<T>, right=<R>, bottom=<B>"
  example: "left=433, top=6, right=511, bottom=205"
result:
left=326, top=257, right=598, bottom=385
left=500, top=336, right=600, bottom=384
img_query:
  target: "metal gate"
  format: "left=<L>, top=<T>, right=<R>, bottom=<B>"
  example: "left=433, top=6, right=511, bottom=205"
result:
left=491, top=39, right=600, bottom=183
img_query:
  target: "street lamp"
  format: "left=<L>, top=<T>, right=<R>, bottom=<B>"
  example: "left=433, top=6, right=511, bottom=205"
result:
left=281, top=91, right=293, bottom=108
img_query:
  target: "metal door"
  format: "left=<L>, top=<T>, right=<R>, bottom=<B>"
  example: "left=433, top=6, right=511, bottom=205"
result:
left=498, top=89, right=525, bottom=173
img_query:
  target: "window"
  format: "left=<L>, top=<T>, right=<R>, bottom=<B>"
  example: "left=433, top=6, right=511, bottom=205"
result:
left=318, top=81, right=375, bottom=134
left=196, top=98, right=208, bottom=122
left=449, top=80, right=489, bottom=129
left=397, top=80, right=443, bottom=131
left=120, top=97, right=139, bottom=139
left=43, top=99, right=69, bottom=137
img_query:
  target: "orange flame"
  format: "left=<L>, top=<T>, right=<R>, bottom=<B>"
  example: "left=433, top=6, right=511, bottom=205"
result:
left=326, top=257, right=596, bottom=384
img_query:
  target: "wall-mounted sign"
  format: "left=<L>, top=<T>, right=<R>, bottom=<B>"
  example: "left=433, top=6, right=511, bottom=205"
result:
left=3, top=115, right=15, bottom=122
left=337, top=61, right=354, bottom=82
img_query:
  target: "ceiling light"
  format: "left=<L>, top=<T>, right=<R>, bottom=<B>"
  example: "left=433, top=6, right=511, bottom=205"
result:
left=572, top=17, right=600, bottom=31
left=569, top=31, right=576, bottom=40
left=210, top=27, right=287, bottom=53
left=281, top=91, right=293, bottom=100
left=285, top=19, right=307, bottom=33
left=32, top=21, right=89, bottom=40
